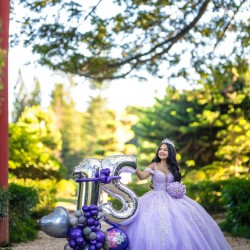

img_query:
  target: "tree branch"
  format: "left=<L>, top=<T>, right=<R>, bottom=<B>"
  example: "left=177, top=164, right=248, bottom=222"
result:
left=213, top=0, right=247, bottom=50
left=77, top=62, right=139, bottom=81
left=106, top=0, right=211, bottom=68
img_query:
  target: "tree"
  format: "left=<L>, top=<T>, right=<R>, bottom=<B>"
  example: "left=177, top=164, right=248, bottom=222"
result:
left=28, top=76, right=42, bottom=107
left=81, top=95, right=121, bottom=157
left=50, top=83, right=85, bottom=177
left=132, top=61, right=250, bottom=179
left=12, top=70, right=42, bottom=122
left=9, top=106, right=63, bottom=179
left=12, top=69, right=28, bottom=123
left=10, top=0, right=250, bottom=82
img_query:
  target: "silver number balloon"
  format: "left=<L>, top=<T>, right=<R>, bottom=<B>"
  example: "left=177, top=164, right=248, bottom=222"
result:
left=100, top=155, right=138, bottom=225
left=72, top=158, right=101, bottom=209
left=72, top=155, right=138, bottom=225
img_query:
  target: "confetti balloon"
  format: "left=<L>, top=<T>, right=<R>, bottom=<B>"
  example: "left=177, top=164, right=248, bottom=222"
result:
left=107, top=227, right=129, bottom=250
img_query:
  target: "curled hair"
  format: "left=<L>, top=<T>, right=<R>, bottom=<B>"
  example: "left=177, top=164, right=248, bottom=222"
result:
left=151, top=142, right=181, bottom=182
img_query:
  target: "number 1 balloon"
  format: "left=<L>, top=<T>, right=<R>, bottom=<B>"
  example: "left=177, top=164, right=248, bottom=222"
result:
left=73, top=158, right=101, bottom=208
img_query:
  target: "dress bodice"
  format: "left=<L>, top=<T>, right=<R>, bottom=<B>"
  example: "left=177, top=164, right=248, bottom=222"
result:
left=145, top=166, right=174, bottom=191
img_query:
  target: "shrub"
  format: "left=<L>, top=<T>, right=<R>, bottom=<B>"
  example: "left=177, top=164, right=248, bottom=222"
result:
left=8, top=183, right=39, bottom=242
left=220, top=178, right=250, bottom=238
left=0, top=187, right=11, bottom=219
left=9, top=177, right=57, bottom=218
left=185, top=180, right=228, bottom=213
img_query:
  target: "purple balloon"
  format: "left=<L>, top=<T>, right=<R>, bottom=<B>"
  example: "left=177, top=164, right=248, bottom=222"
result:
left=75, top=237, right=85, bottom=246
left=82, top=205, right=90, bottom=212
left=89, top=245, right=96, bottom=250
left=90, top=225, right=97, bottom=232
left=90, top=240, right=97, bottom=245
left=69, top=239, right=76, bottom=248
left=96, top=242, right=103, bottom=249
left=99, top=175, right=107, bottom=183
left=95, top=230, right=106, bottom=244
left=87, top=217, right=95, bottom=226
left=101, top=168, right=111, bottom=175
left=84, top=212, right=91, bottom=218
left=106, top=176, right=112, bottom=184
left=89, top=205, right=98, bottom=211
left=90, top=209, right=98, bottom=216
left=68, top=227, right=82, bottom=240
left=94, top=221, right=100, bottom=227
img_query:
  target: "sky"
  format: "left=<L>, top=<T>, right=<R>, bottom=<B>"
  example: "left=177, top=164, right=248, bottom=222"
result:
left=8, top=0, right=193, bottom=121
left=8, top=45, right=190, bottom=120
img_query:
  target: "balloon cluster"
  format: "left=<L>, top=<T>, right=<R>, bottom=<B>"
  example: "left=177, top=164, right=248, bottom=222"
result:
left=64, top=205, right=106, bottom=250
left=99, top=168, right=112, bottom=184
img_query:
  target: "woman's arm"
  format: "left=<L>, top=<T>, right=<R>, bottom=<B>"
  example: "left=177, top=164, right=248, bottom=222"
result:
left=136, top=163, right=154, bottom=180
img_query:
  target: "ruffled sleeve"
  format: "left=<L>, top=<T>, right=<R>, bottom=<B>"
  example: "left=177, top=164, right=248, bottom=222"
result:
left=144, top=167, right=155, bottom=175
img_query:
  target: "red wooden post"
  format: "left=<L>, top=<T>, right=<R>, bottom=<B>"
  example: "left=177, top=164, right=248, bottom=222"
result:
left=0, top=0, right=10, bottom=244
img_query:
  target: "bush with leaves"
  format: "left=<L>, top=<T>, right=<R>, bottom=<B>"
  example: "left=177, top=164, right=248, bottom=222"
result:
left=220, top=178, right=250, bottom=239
left=10, top=177, right=57, bottom=218
left=0, top=186, right=11, bottom=219
left=8, top=183, right=39, bottom=243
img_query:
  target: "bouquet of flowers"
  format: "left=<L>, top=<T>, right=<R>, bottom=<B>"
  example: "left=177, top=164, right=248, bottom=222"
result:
left=167, top=182, right=186, bottom=199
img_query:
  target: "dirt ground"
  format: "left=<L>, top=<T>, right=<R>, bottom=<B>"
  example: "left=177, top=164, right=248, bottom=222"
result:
left=4, top=228, right=250, bottom=250
left=1, top=211, right=249, bottom=250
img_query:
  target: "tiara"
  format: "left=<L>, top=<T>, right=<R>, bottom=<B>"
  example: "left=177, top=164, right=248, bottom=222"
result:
left=161, top=138, right=175, bottom=147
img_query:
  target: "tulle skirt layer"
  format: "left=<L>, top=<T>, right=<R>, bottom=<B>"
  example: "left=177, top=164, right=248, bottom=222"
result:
left=122, top=190, right=231, bottom=250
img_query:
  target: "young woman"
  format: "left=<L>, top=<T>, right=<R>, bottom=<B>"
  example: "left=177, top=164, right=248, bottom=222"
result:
left=123, top=138, right=231, bottom=250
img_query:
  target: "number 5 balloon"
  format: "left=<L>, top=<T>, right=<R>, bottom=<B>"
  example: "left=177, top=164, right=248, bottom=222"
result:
left=100, top=155, right=138, bottom=225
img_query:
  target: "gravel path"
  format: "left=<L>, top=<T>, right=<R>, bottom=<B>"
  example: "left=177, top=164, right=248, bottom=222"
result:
left=2, top=210, right=249, bottom=250
left=6, top=229, right=250, bottom=250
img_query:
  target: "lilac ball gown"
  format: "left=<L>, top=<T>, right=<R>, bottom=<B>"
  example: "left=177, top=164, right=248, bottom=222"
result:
left=122, top=166, right=232, bottom=250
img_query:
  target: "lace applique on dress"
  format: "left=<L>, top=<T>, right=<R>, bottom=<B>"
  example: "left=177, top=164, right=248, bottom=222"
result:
left=184, top=201, right=207, bottom=237
left=158, top=197, right=170, bottom=248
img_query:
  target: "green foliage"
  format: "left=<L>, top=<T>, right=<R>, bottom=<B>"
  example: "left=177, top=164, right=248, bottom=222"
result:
left=0, top=46, right=5, bottom=92
left=10, top=177, right=58, bottom=218
left=81, top=95, right=122, bottom=158
left=55, top=179, right=77, bottom=198
left=50, top=83, right=86, bottom=178
left=0, top=187, right=11, bottom=219
left=185, top=180, right=228, bottom=213
left=8, top=183, right=39, bottom=242
left=9, top=106, right=63, bottom=179
left=12, top=70, right=42, bottom=123
left=132, top=65, right=250, bottom=179
left=10, top=0, right=250, bottom=81
left=220, top=178, right=250, bottom=238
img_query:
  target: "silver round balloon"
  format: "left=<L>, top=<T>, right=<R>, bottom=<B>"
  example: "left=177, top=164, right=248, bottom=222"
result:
left=39, top=206, right=70, bottom=238
left=100, top=155, right=138, bottom=225
left=72, top=158, right=101, bottom=209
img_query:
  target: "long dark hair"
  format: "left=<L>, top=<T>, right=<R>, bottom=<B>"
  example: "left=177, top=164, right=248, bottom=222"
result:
left=151, top=142, right=181, bottom=182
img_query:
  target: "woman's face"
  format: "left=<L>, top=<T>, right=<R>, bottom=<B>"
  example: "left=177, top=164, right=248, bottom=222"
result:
left=158, top=143, right=168, bottom=160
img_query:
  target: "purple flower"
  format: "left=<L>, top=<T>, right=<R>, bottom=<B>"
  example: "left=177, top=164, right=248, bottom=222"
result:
left=167, top=182, right=186, bottom=199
